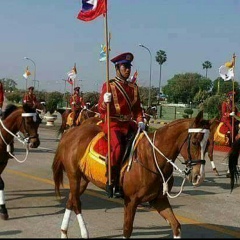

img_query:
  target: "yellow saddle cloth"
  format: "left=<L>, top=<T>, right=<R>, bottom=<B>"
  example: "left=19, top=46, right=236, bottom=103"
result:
left=80, top=131, right=144, bottom=186
left=214, top=122, right=229, bottom=146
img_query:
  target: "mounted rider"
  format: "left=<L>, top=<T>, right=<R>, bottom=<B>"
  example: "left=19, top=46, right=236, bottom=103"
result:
left=69, top=86, right=86, bottom=126
left=23, top=86, right=37, bottom=109
left=221, top=91, right=240, bottom=145
left=98, top=52, right=145, bottom=198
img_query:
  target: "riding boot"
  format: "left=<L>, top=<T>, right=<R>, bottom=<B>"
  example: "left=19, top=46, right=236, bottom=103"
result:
left=105, top=183, right=114, bottom=198
left=112, top=166, right=124, bottom=199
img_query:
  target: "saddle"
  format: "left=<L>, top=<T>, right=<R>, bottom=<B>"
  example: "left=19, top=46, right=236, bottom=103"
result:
left=79, top=130, right=143, bottom=186
left=66, top=112, right=82, bottom=127
left=214, top=122, right=230, bottom=146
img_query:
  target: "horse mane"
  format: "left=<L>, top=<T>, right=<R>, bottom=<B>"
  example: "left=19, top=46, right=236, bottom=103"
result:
left=2, top=103, right=38, bottom=120
left=2, top=104, right=18, bottom=120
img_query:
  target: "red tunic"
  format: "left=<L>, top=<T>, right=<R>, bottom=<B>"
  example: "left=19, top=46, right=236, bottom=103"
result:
left=221, top=100, right=240, bottom=137
left=69, top=94, right=85, bottom=111
left=23, top=93, right=37, bottom=108
left=98, top=77, right=144, bottom=167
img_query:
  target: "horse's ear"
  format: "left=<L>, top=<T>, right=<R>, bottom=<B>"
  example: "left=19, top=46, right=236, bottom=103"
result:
left=195, top=110, right=203, bottom=123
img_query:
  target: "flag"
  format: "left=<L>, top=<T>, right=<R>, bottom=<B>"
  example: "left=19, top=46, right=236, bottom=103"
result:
left=219, top=65, right=234, bottom=81
left=99, top=44, right=107, bottom=62
left=77, top=0, right=107, bottom=22
left=219, top=55, right=235, bottom=81
left=130, top=70, right=138, bottom=83
left=23, top=66, right=31, bottom=79
left=67, top=64, right=77, bottom=85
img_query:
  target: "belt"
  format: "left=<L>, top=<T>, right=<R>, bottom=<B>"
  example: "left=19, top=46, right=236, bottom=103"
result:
left=110, top=115, right=132, bottom=121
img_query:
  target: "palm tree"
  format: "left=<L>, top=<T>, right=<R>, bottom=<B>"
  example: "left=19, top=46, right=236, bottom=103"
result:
left=202, top=61, right=212, bottom=78
left=155, top=50, right=167, bottom=100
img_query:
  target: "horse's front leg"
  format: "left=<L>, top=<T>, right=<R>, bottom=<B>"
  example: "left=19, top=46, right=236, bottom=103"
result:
left=0, top=176, right=8, bottom=220
left=123, top=196, right=139, bottom=238
left=150, top=197, right=181, bottom=238
left=207, top=141, right=219, bottom=176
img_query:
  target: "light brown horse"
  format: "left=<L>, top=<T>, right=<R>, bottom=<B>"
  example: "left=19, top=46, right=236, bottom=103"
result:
left=0, top=104, right=41, bottom=220
left=52, top=110, right=210, bottom=238
left=57, top=104, right=99, bottom=137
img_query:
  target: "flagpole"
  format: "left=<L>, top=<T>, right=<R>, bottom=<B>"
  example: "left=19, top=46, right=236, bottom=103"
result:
left=231, top=53, right=236, bottom=144
left=104, top=0, right=112, bottom=193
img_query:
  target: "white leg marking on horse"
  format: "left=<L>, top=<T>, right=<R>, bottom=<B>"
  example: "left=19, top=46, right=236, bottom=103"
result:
left=211, top=161, right=216, bottom=169
left=61, top=209, right=71, bottom=238
left=174, top=228, right=181, bottom=238
left=0, top=190, right=5, bottom=205
left=77, top=213, right=89, bottom=238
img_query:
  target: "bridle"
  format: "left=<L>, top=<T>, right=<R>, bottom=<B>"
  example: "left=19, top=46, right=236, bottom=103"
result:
left=21, top=112, right=40, bottom=141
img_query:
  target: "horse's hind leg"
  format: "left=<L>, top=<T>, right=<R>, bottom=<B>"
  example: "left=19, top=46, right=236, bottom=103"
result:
left=150, top=197, right=181, bottom=238
left=0, top=176, right=8, bottom=220
left=61, top=174, right=89, bottom=239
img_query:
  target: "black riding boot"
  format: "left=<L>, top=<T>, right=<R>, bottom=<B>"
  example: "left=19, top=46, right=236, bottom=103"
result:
left=112, top=166, right=124, bottom=199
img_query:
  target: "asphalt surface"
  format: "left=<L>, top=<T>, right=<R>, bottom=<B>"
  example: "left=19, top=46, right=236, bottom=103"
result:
left=0, top=114, right=240, bottom=238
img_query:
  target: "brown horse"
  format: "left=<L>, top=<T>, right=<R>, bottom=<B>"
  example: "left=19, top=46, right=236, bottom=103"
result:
left=0, top=104, right=41, bottom=220
left=52, top=110, right=210, bottom=238
left=57, top=104, right=100, bottom=137
left=199, top=117, right=240, bottom=177
left=228, top=138, right=240, bottom=191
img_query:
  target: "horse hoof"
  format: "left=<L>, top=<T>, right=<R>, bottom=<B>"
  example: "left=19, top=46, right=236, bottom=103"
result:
left=0, top=213, right=9, bottom=220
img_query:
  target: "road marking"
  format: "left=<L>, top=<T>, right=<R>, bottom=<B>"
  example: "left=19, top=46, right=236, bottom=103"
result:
left=5, top=168, right=240, bottom=238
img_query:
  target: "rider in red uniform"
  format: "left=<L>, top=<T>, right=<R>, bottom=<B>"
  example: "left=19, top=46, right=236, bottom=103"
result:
left=23, top=86, right=37, bottom=109
left=98, top=52, right=145, bottom=198
left=69, top=86, right=85, bottom=126
left=221, top=91, right=240, bottom=144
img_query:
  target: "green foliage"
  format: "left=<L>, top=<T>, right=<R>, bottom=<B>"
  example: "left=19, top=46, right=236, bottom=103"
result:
left=45, top=91, right=63, bottom=114
left=201, top=95, right=224, bottom=119
left=83, top=91, right=100, bottom=105
left=202, top=60, right=212, bottom=78
left=163, top=73, right=212, bottom=104
left=5, top=90, right=24, bottom=104
left=184, top=108, right=193, bottom=115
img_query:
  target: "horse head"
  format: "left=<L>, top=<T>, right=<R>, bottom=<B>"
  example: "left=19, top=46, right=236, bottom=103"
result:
left=21, top=104, right=41, bottom=148
left=181, top=110, right=211, bottom=186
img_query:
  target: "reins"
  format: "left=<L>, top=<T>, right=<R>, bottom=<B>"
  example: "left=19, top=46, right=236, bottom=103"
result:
left=126, top=124, right=209, bottom=199
left=0, top=112, right=39, bottom=163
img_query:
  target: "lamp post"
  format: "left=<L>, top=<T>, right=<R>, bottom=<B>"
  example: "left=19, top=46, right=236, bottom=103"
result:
left=139, top=44, right=152, bottom=107
left=24, top=57, right=36, bottom=89
left=62, top=79, right=67, bottom=107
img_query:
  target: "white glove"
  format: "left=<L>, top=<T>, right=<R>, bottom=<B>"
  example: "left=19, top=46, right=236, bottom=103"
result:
left=71, top=102, right=75, bottom=105
left=104, top=92, right=112, bottom=103
left=138, top=121, right=146, bottom=131
left=230, top=112, right=235, bottom=116
left=83, top=105, right=87, bottom=109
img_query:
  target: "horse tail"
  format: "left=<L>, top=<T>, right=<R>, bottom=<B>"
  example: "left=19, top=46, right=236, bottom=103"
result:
left=228, top=138, right=240, bottom=192
left=52, top=152, right=65, bottom=198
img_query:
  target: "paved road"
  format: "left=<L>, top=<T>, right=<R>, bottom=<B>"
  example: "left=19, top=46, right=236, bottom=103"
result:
left=0, top=118, right=240, bottom=238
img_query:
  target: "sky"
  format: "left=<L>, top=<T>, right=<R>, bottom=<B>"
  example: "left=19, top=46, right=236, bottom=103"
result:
left=1, top=0, right=240, bottom=93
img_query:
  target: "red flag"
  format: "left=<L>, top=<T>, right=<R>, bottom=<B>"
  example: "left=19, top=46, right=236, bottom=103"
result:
left=67, top=77, right=73, bottom=85
left=77, top=0, right=107, bottom=22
